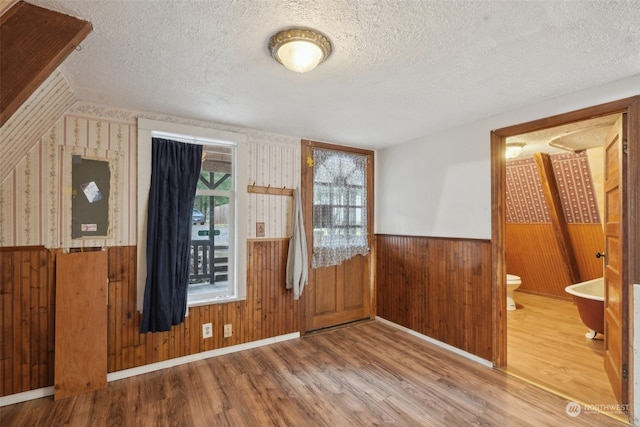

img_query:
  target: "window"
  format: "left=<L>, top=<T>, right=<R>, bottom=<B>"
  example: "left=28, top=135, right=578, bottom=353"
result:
left=136, top=119, right=248, bottom=311
left=311, top=147, right=369, bottom=268
left=189, top=144, right=236, bottom=303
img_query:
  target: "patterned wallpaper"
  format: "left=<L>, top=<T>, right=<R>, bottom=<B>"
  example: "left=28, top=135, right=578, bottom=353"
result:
left=0, top=112, right=136, bottom=248
left=0, top=69, right=77, bottom=183
left=551, top=153, right=600, bottom=224
left=247, top=140, right=299, bottom=239
left=0, top=102, right=300, bottom=247
left=506, top=158, right=550, bottom=223
left=506, top=151, right=600, bottom=224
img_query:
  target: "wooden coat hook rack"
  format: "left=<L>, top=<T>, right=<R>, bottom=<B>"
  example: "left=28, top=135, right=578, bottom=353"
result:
left=247, top=182, right=294, bottom=196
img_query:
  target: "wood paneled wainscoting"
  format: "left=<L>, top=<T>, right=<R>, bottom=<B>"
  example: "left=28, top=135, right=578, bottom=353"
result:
left=0, top=247, right=58, bottom=396
left=505, top=223, right=604, bottom=298
left=0, top=239, right=299, bottom=397
left=375, top=235, right=492, bottom=360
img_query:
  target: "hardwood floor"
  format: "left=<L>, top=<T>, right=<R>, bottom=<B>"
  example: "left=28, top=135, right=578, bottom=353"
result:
left=1, top=321, right=625, bottom=426
left=506, top=291, right=621, bottom=418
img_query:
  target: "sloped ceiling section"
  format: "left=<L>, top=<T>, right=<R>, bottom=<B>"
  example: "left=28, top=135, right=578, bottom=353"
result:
left=0, top=0, right=91, bottom=126
left=0, top=69, right=77, bottom=182
left=505, top=152, right=600, bottom=224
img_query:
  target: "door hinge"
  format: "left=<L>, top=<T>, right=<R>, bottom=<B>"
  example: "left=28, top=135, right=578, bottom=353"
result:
left=304, top=308, right=307, bottom=317
left=623, top=143, right=629, bottom=154
left=623, top=364, right=629, bottom=379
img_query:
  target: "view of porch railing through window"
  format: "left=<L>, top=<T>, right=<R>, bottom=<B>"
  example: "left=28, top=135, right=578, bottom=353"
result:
left=188, top=144, right=234, bottom=300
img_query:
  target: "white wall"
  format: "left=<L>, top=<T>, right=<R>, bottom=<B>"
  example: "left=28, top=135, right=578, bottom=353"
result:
left=376, top=122, right=490, bottom=239
left=375, top=74, right=640, bottom=239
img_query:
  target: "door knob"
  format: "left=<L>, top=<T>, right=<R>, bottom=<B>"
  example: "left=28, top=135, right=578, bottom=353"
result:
left=596, top=251, right=606, bottom=259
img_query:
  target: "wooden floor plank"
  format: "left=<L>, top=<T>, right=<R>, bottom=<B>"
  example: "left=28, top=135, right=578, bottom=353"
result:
left=1, top=320, right=626, bottom=426
left=506, top=291, right=619, bottom=411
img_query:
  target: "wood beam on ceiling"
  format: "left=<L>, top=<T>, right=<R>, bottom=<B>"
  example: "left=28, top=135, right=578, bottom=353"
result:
left=0, top=1, right=91, bottom=126
left=533, top=152, right=582, bottom=284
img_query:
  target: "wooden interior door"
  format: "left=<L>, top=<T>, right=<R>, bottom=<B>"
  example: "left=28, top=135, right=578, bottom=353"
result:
left=602, top=114, right=628, bottom=405
left=54, top=250, right=108, bottom=400
left=301, top=140, right=373, bottom=332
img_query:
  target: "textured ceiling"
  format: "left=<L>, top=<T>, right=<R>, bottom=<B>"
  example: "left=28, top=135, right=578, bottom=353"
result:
left=507, top=113, right=620, bottom=158
left=26, top=0, right=640, bottom=149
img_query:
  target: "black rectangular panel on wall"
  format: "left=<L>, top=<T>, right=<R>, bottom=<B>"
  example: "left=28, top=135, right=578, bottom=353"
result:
left=71, top=156, right=110, bottom=238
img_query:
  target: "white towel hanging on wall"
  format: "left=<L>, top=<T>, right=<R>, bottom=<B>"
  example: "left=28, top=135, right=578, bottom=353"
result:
left=286, top=188, right=308, bottom=300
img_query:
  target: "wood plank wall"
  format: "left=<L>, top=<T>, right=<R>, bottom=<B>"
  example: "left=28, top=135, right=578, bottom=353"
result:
left=0, top=247, right=58, bottom=395
left=0, top=1, right=91, bottom=126
left=566, top=224, right=605, bottom=282
left=505, top=223, right=604, bottom=298
left=0, top=239, right=298, bottom=397
left=375, top=235, right=492, bottom=361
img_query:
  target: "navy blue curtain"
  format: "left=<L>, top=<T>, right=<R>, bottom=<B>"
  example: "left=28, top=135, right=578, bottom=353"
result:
left=140, top=138, right=202, bottom=333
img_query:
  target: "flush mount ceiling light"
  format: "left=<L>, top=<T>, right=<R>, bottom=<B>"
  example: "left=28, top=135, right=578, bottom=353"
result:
left=505, top=142, right=525, bottom=159
left=268, top=27, right=332, bottom=73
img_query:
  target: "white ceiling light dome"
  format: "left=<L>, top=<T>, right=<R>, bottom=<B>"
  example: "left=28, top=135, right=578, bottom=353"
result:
left=268, top=27, right=332, bottom=73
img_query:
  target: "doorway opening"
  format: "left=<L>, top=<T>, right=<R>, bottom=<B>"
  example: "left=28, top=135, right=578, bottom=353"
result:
left=502, top=114, right=619, bottom=407
left=491, top=96, right=640, bottom=422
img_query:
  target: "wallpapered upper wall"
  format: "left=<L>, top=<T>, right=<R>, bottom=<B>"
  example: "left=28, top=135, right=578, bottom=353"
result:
left=0, top=112, right=136, bottom=248
left=0, top=69, right=77, bottom=184
left=0, top=102, right=300, bottom=248
left=506, top=151, right=600, bottom=224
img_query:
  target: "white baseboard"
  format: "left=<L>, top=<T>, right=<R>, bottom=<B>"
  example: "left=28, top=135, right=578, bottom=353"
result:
left=0, top=387, right=55, bottom=407
left=107, top=332, right=299, bottom=382
left=0, top=332, right=300, bottom=407
left=375, top=316, right=493, bottom=368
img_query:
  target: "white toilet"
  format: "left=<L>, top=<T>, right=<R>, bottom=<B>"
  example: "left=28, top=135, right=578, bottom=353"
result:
left=506, top=274, right=522, bottom=311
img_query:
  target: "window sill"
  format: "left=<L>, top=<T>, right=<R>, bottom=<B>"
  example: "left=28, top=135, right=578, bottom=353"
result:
left=187, top=294, right=246, bottom=308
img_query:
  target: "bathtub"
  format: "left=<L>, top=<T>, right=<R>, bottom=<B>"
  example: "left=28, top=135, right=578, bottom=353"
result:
left=564, top=277, right=604, bottom=339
